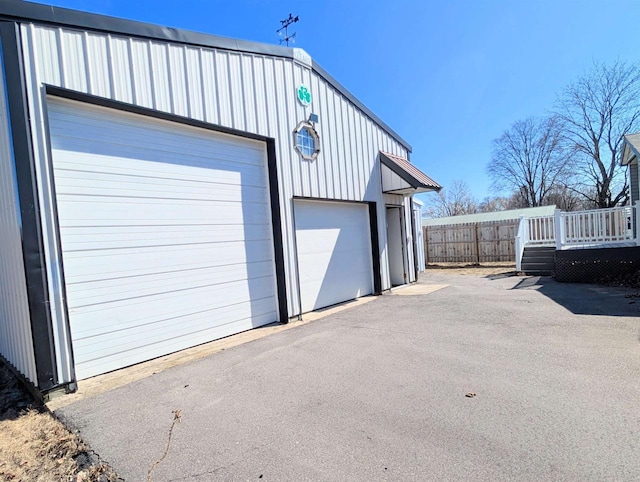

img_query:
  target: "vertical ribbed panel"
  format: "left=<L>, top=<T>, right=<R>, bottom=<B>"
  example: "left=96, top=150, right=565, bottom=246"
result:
left=130, top=39, right=154, bottom=109
left=185, top=47, right=204, bottom=121
left=167, top=44, right=188, bottom=117
left=200, top=49, right=218, bottom=125
left=21, top=23, right=412, bottom=319
left=59, top=29, right=87, bottom=92
left=21, top=24, right=75, bottom=384
left=0, top=40, right=38, bottom=384
left=109, top=36, right=132, bottom=104
left=149, top=42, right=171, bottom=112
left=85, top=32, right=111, bottom=98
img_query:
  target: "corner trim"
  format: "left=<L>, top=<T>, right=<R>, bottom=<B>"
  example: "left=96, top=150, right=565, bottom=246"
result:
left=368, top=202, right=383, bottom=294
left=0, top=21, right=58, bottom=390
left=38, top=87, right=77, bottom=385
left=265, top=141, right=289, bottom=324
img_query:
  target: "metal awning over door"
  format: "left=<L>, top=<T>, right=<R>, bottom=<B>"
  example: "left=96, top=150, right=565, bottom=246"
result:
left=380, top=151, right=442, bottom=194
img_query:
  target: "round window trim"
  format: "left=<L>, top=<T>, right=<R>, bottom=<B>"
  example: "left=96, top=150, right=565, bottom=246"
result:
left=293, top=121, right=320, bottom=161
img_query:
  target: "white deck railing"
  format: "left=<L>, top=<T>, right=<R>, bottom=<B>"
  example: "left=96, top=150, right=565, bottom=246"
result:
left=526, top=215, right=556, bottom=246
left=515, top=204, right=640, bottom=271
left=561, top=206, right=634, bottom=246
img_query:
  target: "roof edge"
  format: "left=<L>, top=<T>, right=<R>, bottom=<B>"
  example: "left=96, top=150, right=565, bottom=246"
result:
left=622, top=135, right=640, bottom=165
left=380, top=151, right=441, bottom=192
left=0, top=0, right=412, bottom=152
left=380, top=152, right=421, bottom=189
left=1, top=0, right=293, bottom=57
left=311, top=61, right=411, bottom=152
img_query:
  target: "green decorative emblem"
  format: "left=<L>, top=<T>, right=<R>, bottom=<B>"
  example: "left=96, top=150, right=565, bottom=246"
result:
left=297, top=84, right=312, bottom=106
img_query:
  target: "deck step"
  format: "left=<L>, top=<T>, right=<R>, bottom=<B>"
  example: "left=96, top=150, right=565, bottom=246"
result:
left=521, top=246, right=555, bottom=276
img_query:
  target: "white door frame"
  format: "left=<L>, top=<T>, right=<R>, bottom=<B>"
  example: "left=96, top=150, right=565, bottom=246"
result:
left=386, top=204, right=407, bottom=286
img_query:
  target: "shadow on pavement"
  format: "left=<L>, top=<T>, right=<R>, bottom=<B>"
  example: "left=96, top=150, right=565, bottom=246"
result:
left=511, top=276, right=640, bottom=317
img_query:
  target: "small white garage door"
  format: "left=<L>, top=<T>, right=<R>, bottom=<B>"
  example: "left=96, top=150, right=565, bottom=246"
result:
left=294, top=200, right=374, bottom=313
left=47, top=97, right=278, bottom=380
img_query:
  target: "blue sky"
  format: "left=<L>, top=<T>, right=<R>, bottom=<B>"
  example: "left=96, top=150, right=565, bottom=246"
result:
left=41, top=0, right=640, bottom=202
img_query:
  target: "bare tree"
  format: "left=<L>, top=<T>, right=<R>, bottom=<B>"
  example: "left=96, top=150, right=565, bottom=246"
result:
left=488, top=116, right=571, bottom=207
left=555, top=61, right=640, bottom=208
left=423, top=180, right=477, bottom=218
left=477, top=194, right=530, bottom=212
left=477, top=196, right=510, bottom=213
left=545, top=184, right=592, bottom=211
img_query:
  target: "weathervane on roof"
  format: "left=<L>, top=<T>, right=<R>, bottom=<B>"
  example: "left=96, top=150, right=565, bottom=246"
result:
left=277, top=13, right=299, bottom=47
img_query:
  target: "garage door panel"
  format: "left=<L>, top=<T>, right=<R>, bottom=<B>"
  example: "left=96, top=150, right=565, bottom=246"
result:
left=65, top=261, right=276, bottom=308
left=59, top=224, right=273, bottom=251
left=50, top=106, right=266, bottom=163
left=295, top=200, right=373, bottom=313
left=51, top=136, right=266, bottom=176
left=298, top=279, right=370, bottom=303
left=73, top=296, right=277, bottom=347
left=48, top=97, right=277, bottom=380
left=53, top=172, right=269, bottom=202
left=70, top=281, right=276, bottom=339
left=71, top=297, right=277, bottom=347
left=74, top=307, right=277, bottom=365
left=297, top=246, right=372, bottom=267
left=53, top=153, right=268, bottom=186
left=52, top=134, right=267, bottom=167
left=61, top=241, right=273, bottom=282
left=49, top=108, right=268, bottom=151
left=297, top=257, right=372, bottom=283
left=75, top=306, right=276, bottom=380
left=56, top=198, right=268, bottom=225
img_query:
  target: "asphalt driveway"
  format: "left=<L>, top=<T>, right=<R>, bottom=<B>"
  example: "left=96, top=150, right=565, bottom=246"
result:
left=56, top=272, right=640, bottom=481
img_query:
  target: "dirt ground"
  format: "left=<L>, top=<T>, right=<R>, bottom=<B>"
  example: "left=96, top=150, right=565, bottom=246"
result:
left=425, top=262, right=517, bottom=277
left=0, top=363, right=120, bottom=482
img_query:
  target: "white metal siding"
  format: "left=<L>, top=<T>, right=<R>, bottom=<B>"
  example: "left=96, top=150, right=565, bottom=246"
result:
left=382, top=163, right=412, bottom=193
left=47, top=97, right=278, bottom=380
left=0, top=40, right=38, bottom=384
left=294, top=200, right=373, bottom=313
left=20, top=23, right=413, bottom=328
left=630, top=162, right=638, bottom=204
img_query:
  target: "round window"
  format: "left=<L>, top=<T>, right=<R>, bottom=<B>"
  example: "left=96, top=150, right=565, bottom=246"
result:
left=293, top=122, right=320, bottom=160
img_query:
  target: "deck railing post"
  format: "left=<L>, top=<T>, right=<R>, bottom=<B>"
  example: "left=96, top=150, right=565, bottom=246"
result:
left=554, top=209, right=563, bottom=250
left=515, top=214, right=526, bottom=272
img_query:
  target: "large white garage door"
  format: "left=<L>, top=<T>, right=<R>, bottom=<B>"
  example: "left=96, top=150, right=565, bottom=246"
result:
left=47, top=97, right=278, bottom=380
left=294, top=200, right=373, bottom=313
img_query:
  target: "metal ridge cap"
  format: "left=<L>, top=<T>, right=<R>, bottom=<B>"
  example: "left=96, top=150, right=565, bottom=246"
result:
left=0, top=0, right=294, bottom=58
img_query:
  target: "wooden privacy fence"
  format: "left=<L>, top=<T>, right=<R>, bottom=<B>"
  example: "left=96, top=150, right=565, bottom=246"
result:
left=423, top=220, right=518, bottom=263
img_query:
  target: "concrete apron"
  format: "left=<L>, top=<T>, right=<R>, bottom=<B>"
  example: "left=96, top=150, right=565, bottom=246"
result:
left=46, top=294, right=378, bottom=411
left=47, top=282, right=449, bottom=411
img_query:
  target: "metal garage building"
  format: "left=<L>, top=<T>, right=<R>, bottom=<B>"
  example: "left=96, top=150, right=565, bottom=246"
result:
left=0, top=0, right=441, bottom=394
